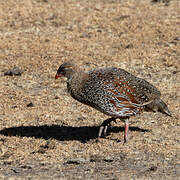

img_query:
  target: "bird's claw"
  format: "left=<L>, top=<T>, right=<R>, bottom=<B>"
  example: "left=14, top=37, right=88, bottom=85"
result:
left=98, top=117, right=117, bottom=137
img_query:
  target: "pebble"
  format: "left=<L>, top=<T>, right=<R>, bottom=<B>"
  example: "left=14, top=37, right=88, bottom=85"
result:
left=27, top=102, right=34, bottom=107
left=4, top=67, right=23, bottom=76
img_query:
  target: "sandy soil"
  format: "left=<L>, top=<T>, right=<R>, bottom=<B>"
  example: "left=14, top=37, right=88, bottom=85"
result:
left=0, top=0, right=179, bottom=179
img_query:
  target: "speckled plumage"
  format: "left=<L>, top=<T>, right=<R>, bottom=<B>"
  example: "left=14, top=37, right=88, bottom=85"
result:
left=55, top=62, right=171, bottom=143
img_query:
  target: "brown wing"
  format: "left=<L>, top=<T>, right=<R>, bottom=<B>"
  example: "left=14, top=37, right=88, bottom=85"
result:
left=83, top=68, right=153, bottom=117
left=101, top=77, right=143, bottom=116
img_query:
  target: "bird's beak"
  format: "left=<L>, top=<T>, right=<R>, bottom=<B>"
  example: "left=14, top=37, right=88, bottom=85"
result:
left=55, top=73, right=61, bottom=79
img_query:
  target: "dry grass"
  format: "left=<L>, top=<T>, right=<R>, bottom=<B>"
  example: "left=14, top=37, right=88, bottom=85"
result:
left=0, top=0, right=179, bottom=179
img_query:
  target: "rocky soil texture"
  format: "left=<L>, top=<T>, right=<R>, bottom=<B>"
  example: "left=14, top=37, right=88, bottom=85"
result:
left=0, top=0, right=179, bottom=179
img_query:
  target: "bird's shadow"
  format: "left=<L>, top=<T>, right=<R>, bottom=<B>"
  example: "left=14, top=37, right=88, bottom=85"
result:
left=0, top=123, right=150, bottom=143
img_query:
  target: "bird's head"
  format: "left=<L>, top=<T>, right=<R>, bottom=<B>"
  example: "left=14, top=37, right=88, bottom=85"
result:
left=55, top=62, right=76, bottom=79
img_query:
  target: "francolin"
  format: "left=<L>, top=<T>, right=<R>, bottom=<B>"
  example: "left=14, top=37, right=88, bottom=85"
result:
left=55, top=62, right=171, bottom=143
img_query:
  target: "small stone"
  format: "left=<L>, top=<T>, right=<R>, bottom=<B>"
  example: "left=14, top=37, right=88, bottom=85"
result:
left=55, top=96, right=59, bottom=99
left=115, top=15, right=130, bottom=21
left=65, top=158, right=87, bottom=165
left=27, top=102, right=34, bottom=107
left=10, top=168, right=21, bottom=173
left=97, top=29, right=102, bottom=33
left=172, top=70, right=180, bottom=74
left=80, top=33, right=90, bottom=38
left=20, top=165, right=32, bottom=169
left=174, top=37, right=180, bottom=41
left=12, top=105, right=18, bottom=109
left=103, top=156, right=114, bottom=162
left=125, top=44, right=133, bottom=49
left=148, top=165, right=157, bottom=172
left=151, top=0, right=170, bottom=5
left=4, top=67, right=23, bottom=76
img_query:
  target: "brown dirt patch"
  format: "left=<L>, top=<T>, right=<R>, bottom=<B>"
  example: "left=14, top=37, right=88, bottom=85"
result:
left=0, top=0, right=179, bottom=179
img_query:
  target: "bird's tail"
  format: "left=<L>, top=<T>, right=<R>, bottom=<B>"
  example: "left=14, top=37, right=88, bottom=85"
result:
left=156, top=98, right=172, bottom=116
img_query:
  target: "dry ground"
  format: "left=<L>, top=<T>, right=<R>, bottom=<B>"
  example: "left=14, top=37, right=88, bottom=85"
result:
left=0, top=0, right=179, bottom=179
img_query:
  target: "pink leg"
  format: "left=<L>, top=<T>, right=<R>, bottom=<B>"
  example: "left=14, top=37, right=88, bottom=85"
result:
left=124, top=119, right=129, bottom=143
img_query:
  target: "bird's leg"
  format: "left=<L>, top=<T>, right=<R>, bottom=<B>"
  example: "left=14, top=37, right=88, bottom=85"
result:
left=124, top=118, right=129, bottom=144
left=98, top=117, right=117, bottom=137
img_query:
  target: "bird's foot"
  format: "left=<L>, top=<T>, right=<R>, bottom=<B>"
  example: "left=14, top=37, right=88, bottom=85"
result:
left=98, top=117, right=117, bottom=137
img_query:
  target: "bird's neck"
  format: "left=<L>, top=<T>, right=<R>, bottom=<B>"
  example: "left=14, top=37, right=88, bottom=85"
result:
left=67, top=69, right=88, bottom=94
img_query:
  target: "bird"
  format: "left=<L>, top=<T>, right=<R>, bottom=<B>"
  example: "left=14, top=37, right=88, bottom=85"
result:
left=55, top=62, right=171, bottom=143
